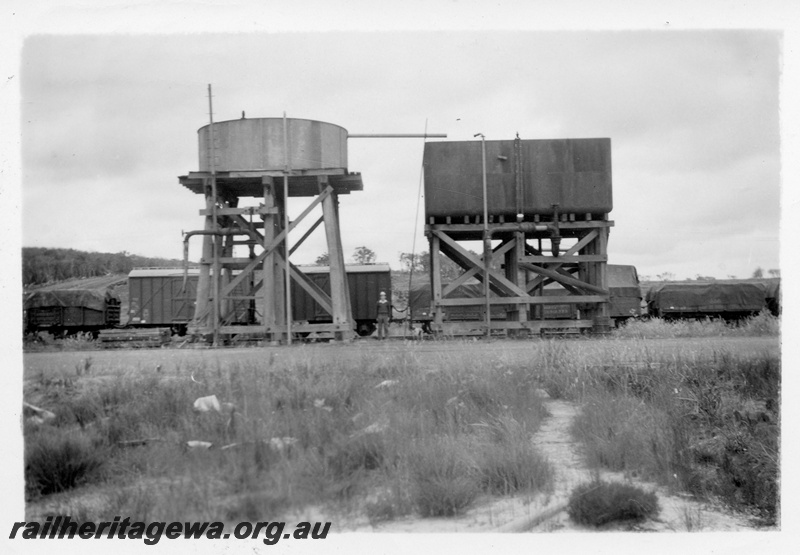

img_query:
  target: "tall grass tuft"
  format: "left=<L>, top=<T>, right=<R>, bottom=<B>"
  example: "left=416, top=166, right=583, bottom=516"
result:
left=407, top=436, right=480, bottom=517
left=473, top=416, right=554, bottom=495
left=614, top=311, right=779, bottom=339
left=25, top=427, right=105, bottom=497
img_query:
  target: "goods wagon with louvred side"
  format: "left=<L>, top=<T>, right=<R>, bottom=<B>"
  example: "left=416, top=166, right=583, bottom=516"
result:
left=128, top=268, right=254, bottom=336
left=291, top=264, right=392, bottom=337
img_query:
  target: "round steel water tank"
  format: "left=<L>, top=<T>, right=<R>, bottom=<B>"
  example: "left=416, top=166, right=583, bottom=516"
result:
left=198, top=118, right=348, bottom=172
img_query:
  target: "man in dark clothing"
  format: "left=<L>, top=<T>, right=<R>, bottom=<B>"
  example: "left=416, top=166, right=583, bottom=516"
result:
left=376, top=291, right=391, bottom=340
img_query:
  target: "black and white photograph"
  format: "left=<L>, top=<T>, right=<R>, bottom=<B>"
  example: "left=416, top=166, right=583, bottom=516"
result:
left=3, top=1, right=797, bottom=553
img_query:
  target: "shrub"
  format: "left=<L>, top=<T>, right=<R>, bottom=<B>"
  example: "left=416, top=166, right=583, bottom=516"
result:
left=407, top=436, right=480, bottom=517
left=567, top=480, right=660, bottom=527
left=26, top=429, right=106, bottom=497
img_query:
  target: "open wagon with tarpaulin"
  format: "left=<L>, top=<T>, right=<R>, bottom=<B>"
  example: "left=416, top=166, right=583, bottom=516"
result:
left=23, top=289, right=121, bottom=338
left=645, top=281, right=769, bottom=320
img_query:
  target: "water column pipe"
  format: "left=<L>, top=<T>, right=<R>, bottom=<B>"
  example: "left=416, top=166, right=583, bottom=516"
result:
left=283, top=113, right=292, bottom=345
left=474, top=133, right=491, bottom=338
left=181, top=229, right=251, bottom=292
left=207, top=84, right=221, bottom=346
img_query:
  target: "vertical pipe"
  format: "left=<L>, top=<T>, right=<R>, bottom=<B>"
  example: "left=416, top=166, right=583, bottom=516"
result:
left=479, top=135, right=490, bottom=338
left=283, top=113, right=292, bottom=345
left=262, top=178, right=277, bottom=337
left=208, top=84, right=220, bottom=346
left=514, top=133, right=523, bottom=220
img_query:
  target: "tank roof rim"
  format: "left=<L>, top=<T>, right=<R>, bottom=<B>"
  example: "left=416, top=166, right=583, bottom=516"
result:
left=197, top=117, right=348, bottom=133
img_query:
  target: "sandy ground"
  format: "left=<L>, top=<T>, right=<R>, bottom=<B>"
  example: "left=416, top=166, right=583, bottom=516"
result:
left=346, top=392, right=756, bottom=533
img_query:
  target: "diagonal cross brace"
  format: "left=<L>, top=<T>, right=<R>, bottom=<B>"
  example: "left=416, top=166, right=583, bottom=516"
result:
left=521, top=262, right=609, bottom=295
left=193, top=185, right=333, bottom=324
left=526, top=230, right=599, bottom=291
left=441, top=238, right=517, bottom=297
left=433, top=230, right=528, bottom=297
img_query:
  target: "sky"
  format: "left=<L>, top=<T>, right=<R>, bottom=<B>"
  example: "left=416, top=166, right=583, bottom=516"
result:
left=8, top=9, right=789, bottom=282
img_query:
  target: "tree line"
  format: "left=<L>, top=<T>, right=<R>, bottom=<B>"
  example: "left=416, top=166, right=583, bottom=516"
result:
left=22, top=247, right=189, bottom=286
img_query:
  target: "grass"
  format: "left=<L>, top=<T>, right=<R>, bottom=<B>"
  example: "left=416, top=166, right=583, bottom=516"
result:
left=23, top=343, right=555, bottom=523
left=22, top=321, right=778, bottom=527
left=567, top=347, right=780, bottom=525
left=613, top=311, right=780, bottom=339
left=25, top=425, right=106, bottom=497
left=407, top=436, right=481, bottom=517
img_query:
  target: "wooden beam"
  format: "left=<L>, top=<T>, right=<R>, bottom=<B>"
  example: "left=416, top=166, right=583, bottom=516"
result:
left=440, top=239, right=516, bottom=297
left=199, top=207, right=278, bottom=216
left=320, top=181, right=353, bottom=335
left=520, top=262, right=608, bottom=295
left=289, top=215, right=324, bottom=256
left=526, top=230, right=599, bottom=291
left=230, top=214, right=265, bottom=243
left=438, top=295, right=607, bottom=306
left=428, top=220, right=613, bottom=234
left=438, top=240, right=507, bottom=297
left=430, top=234, right=443, bottom=327
left=520, top=254, right=607, bottom=263
left=193, top=185, right=334, bottom=324
left=433, top=230, right=528, bottom=297
left=288, top=262, right=333, bottom=315
left=442, top=266, right=480, bottom=296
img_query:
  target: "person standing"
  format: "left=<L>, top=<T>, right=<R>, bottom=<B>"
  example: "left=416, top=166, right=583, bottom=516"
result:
left=376, top=291, right=391, bottom=340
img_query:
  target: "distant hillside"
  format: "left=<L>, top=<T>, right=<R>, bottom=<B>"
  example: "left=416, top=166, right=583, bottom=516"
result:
left=22, top=247, right=191, bottom=288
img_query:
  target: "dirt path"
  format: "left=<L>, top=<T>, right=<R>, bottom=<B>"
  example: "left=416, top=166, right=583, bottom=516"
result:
left=516, top=395, right=755, bottom=532
left=354, top=393, right=755, bottom=533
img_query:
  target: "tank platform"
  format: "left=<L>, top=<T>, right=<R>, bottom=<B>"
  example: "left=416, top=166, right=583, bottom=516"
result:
left=179, top=170, right=363, bottom=198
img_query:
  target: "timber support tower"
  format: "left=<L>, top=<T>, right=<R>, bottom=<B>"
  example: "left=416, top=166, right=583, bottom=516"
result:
left=179, top=117, right=362, bottom=344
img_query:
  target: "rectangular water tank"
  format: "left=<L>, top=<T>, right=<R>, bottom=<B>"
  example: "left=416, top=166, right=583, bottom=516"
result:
left=423, top=138, right=612, bottom=220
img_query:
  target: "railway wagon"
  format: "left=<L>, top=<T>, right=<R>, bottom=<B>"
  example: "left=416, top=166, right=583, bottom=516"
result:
left=292, top=264, right=392, bottom=336
left=532, top=265, right=642, bottom=324
left=764, top=279, right=780, bottom=316
left=607, top=264, right=643, bottom=322
left=408, top=283, right=585, bottom=326
left=645, top=281, right=769, bottom=320
left=407, top=282, right=507, bottom=325
left=128, top=268, right=253, bottom=335
left=23, top=289, right=121, bottom=337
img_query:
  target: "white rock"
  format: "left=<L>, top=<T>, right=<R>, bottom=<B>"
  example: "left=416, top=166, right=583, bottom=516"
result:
left=269, top=437, right=298, bottom=451
left=186, top=440, right=213, bottom=450
left=193, top=395, right=221, bottom=413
